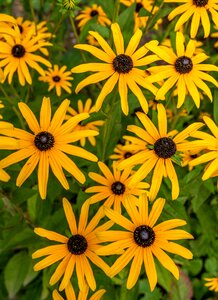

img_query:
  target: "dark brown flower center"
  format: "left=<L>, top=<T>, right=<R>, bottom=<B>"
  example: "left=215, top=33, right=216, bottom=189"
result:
left=12, top=44, right=26, bottom=58
left=90, top=10, right=99, bottom=17
left=134, top=225, right=155, bottom=247
left=190, top=154, right=198, bottom=158
left=34, top=131, right=55, bottom=151
left=135, top=3, right=143, bottom=12
left=154, top=137, right=176, bottom=158
left=111, top=181, right=126, bottom=195
left=67, top=234, right=88, bottom=255
left=124, top=152, right=132, bottom=159
left=193, top=0, right=208, bottom=6
left=52, top=75, right=61, bottom=82
left=113, top=54, right=133, bottom=73
left=175, top=56, right=193, bottom=74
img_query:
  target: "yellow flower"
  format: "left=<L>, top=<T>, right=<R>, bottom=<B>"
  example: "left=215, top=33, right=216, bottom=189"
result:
left=66, top=99, right=103, bottom=147
left=39, top=65, right=73, bottom=96
left=110, top=140, right=140, bottom=163
left=187, top=116, right=218, bottom=180
left=118, top=104, right=203, bottom=200
left=204, top=278, right=218, bottom=292
left=121, top=0, right=162, bottom=31
left=146, top=32, right=218, bottom=108
left=97, top=194, right=193, bottom=291
left=0, top=121, right=18, bottom=182
left=14, top=17, right=52, bottom=56
left=0, top=13, right=18, bottom=36
left=52, top=282, right=106, bottom=300
left=85, top=161, right=149, bottom=212
left=71, top=23, right=158, bottom=115
left=76, top=4, right=111, bottom=29
left=165, top=0, right=218, bottom=38
left=86, top=34, right=99, bottom=46
left=0, top=27, right=52, bottom=85
left=32, top=198, right=111, bottom=291
left=181, top=150, right=202, bottom=170
left=0, top=97, right=98, bottom=199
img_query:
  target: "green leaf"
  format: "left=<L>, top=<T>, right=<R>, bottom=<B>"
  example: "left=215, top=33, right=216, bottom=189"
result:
left=90, top=23, right=110, bottom=39
left=205, top=257, right=218, bottom=276
left=138, top=7, right=152, bottom=17
left=196, top=203, right=217, bottom=239
left=169, top=268, right=193, bottom=300
left=185, top=259, right=203, bottom=276
left=118, top=4, right=135, bottom=35
left=4, top=251, right=30, bottom=298
left=156, top=259, right=174, bottom=292
left=192, top=183, right=210, bottom=212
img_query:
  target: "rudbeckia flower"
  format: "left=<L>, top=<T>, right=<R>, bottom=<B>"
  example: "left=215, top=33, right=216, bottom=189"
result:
left=187, top=116, right=218, bottom=179
left=85, top=161, right=149, bottom=213
left=204, top=278, right=218, bottom=292
left=118, top=104, right=203, bottom=200
left=32, top=198, right=111, bottom=292
left=146, top=32, right=218, bottom=108
left=0, top=26, right=52, bottom=85
left=165, top=0, right=218, bottom=38
left=71, top=23, right=158, bottom=115
left=76, top=4, right=111, bottom=29
left=97, top=194, right=193, bottom=291
left=0, top=121, right=18, bottom=182
left=39, top=65, right=73, bottom=96
left=121, top=0, right=162, bottom=31
left=0, top=13, right=18, bottom=36
left=52, top=282, right=106, bottom=300
left=110, top=140, right=140, bottom=163
left=65, top=98, right=104, bottom=146
left=14, top=17, right=52, bottom=56
left=0, top=97, right=98, bottom=199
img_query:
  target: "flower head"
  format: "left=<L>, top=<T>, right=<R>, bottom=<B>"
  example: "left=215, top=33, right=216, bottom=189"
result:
left=187, top=116, right=218, bottom=180
left=71, top=23, right=158, bottom=115
left=146, top=32, right=218, bottom=108
left=0, top=97, right=98, bottom=199
left=0, top=121, right=18, bottom=182
left=39, top=65, right=73, bottom=96
left=85, top=161, right=149, bottom=212
left=110, top=139, right=140, bottom=163
left=121, top=0, right=162, bottom=31
left=76, top=4, right=111, bottom=29
left=0, top=27, right=52, bottom=85
left=32, top=198, right=111, bottom=291
left=165, top=0, right=218, bottom=38
left=118, top=103, right=203, bottom=200
left=97, top=194, right=193, bottom=291
left=65, top=99, right=104, bottom=146
left=204, top=278, right=218, bottom=292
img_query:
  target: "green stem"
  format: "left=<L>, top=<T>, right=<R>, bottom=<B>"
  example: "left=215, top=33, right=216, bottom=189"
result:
left=112, top=0, right=120, bottom=23
left=143, top=0, right=161, bottom=34
left=120, top=281, right=128, bottom=300
left=28, top=0, right=38, bottom=34
left=69, top=15, right=87, bottom=62
left=0, top=85, right=25, bottom=130
left=101, top=90, right=118, bottom=162
left=51, top=14, right=65, bottom=37
left=10, top=84, right=20, bottom=99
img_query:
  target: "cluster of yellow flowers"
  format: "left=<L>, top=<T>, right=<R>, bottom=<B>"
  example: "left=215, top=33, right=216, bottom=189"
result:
left=0, top=0, right=218, bottom=297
